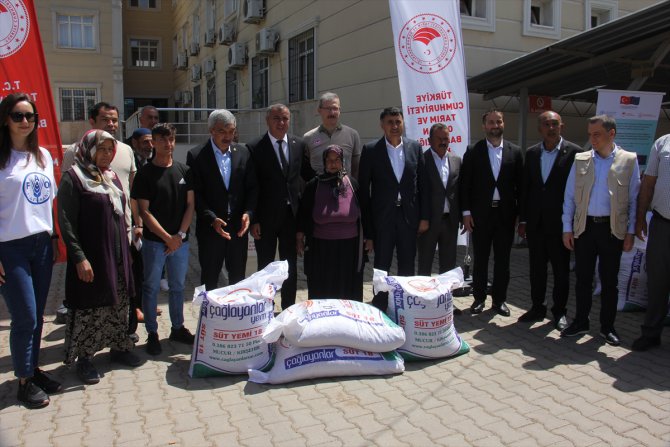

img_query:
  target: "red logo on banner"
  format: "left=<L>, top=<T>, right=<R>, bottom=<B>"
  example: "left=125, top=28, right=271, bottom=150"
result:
left=0, top=1, right=30, bottom=58
left=529, top=95, right=552, bottom=113
left=398, top=14, right=457, bottom=74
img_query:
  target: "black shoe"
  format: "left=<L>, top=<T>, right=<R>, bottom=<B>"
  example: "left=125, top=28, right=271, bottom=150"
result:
left=518, top=307, right=546, bottom=323
left=561, top=320, right=590, bottom=338
left=110, top=349, right=144, bottom=367
left=470, top=300, right=486, bottom=314
left=600, top=330, right=621, bottom=346
left=554, top=315, right=568, bottom=331
left=129, top=333, right=140, bottom=344
left=453, top=306, right=463, bottom=316
left=631, top=335, right=661, bottom=352
left=493, top=302, right=510, bottom=317
left=169, top=326, right=195, bottom=345
left=32, top=368, right=63, bottom=394
left=146, top=332, right=162, bottom=356
left=17, top=379, right=50, bottom=409
left=76, top=358, right=100, bottom=385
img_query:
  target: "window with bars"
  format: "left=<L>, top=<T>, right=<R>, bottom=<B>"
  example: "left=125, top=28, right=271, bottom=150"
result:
left=57, top=14, right=95, bottom=49
left=225, top=71, right=238, bottom=110
left=193, top=84, right=202, bottom=121
left=59, top=88, right=97, bottom=121
left=129, top=0, right=158, bottom=9
left=251, top=56, right=269, bottom=109
left=207, top=77, right=216, bottom=110
left=130, top=39, right=159, bottom=67
left=288, top=28, right=314, bottom=103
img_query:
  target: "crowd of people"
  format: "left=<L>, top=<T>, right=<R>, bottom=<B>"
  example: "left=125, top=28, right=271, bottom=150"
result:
left=1, top=91, right=668, bottom=410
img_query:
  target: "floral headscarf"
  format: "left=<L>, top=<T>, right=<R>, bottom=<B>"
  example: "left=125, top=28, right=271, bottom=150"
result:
left=319, top=144, right=348, bottom=197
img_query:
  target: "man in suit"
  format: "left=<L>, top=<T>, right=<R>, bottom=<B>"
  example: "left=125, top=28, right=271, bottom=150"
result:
left=461, top=109, right=523, bottom=317
left=187, top=109, right=258, bottom=290
left=358, top=106, right=430, bottom=310
left=517, top=111, right=582, bottom=330
left=247, top=104, right=310, bottom=310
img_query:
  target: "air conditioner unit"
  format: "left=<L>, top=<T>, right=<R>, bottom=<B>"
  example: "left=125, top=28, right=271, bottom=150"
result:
left=190, top=42, right=200, bottom=56
left=176, top=52, right=188, bottom=69
left=182, top=91, right=193, bottom=104
left=219, top=22, right=236, bottom=45
left=191, top=64, right=201, bottom=82
left=243, top=0, right=264, bottom=23
left=174, top=90, right=183, bottom=102
left=204, top=29, right=216, bottom=47
left=228, top=43, right=247, bottom=69
left=256, top=27, right=279, bottom=54
left=204, top=58, right=216, bottom=77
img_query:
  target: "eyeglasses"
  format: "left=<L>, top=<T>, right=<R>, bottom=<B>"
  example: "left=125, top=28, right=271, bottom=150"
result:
left=9, top=112, right=38, bottom=123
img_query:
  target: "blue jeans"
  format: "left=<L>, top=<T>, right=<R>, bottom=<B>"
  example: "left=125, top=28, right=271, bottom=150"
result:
left=0, top=232, right=53, bottom=378
left=141, top=239, right=189, bottom=333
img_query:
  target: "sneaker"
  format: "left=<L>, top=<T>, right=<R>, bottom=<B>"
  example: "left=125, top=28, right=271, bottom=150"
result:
left=631, top=335, right=661, bottom=352
left=17, top=379, right=49, bottom=409
left=109, top=349, right=144, bottom=367
left=76, top=358, right=100, bottom=385
left=146, top=332, right=162, bottom=356
left=160, top=278, right=169, bottom=291
left=560, top=320, right=590, bottom=338
left=55, top=304, right=68, bottom=324
left=169, top=326, right=195, bottom=345
left=32, top=368, right=63, bottom=394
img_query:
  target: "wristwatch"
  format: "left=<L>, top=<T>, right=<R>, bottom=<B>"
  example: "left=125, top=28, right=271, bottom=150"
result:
left=178, top=231, right=187, bottom=240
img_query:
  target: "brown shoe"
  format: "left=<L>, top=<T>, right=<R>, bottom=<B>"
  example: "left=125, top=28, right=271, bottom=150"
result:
left=135, top=308, right=145, bottom=323
left=156, top=307, right=163, bottom=316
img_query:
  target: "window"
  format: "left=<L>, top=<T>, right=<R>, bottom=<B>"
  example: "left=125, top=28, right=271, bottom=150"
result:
left=224, top=0, right=238, bottom=18
left=251, top=56, right=269, bottom=109
left=193, top=84, right=202, bottom=121
left=225, top=70, right=238, bottom=110
left=56, top=14, right=96, bottom=49
left=130, top=39, right=159, bottom=67
left=172, top=35, right=178, bottom=65
left=129, top=0, right=159, bottom=9
left=523, top=0, right=561, bottom=39
left=207, top=77, right=216, bottom=110
left=206, top=0, right=216, bottom=34
left=460, top=0, right=495, bottom=32
left=288, top=29, right=314, bottom=104
left=192, top=13, right=200, bottom=45
left=59, top=87, right=97, bottom=121
left=586, top=0, right=617, bottom=30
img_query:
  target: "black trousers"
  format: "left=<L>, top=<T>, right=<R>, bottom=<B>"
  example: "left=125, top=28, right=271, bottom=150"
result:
left=370, top=207, right=417, bottom=310
left=255, top=205, right=297, bottom=309
left=526, top=229, right=570, bottom=318
left=641, top=214, right=670, bottom=337
left=417, top=214, right=458, bottom=276
left=574, top=220, right=623, bottom=331
left=128, top=243, right=143, bottom=335
left=197, top=228, right=248, bottom=291
left=471, top=207, right=515, bottom=305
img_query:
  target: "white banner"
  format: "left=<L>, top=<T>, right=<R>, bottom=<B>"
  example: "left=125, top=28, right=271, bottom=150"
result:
left=596, top=89, right=664, bottom=167
left=389, top=0, right=470, bottom=156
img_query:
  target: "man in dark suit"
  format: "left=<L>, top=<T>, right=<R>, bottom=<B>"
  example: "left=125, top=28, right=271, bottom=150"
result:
left=187, top=109, right=258, bottom=290
left=517, top=111, right=582, bottom=330
left=460, top=109, right=523, bottom=316
left=358, top=107, right=430, bottom=310
left=247, top=104, right=311, bottom=310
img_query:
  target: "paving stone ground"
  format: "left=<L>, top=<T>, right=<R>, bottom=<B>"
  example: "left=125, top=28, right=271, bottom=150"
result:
left=1, top=241, right=669, bottom=446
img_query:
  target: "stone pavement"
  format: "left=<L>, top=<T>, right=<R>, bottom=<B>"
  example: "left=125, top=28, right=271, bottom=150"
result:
left=1, top=243, right=669, bottom=447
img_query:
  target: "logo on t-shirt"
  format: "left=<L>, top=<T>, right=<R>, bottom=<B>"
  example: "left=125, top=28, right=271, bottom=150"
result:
left=23, top=172, right=51, bottom=205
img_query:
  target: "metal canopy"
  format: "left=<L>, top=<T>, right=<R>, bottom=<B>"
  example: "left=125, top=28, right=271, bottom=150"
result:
left=467, top=1, right=670, bottom=105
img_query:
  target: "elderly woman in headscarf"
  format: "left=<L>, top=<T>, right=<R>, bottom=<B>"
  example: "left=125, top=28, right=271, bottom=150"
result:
left=296, top=144, right=364, bottom=300
left=58, top=129, right=142, bottom=385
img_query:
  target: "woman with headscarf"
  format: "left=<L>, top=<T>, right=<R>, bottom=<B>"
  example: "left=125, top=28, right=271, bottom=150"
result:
left=296, top=145, right=364, bottom=300
left=0, top=93, right=62, bottom=408
left=58, top=129, right=142, bottom=385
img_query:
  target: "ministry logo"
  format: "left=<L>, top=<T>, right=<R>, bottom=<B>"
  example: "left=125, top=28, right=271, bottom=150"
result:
left=0, top=0, right=30, bottom=59
left=398, top=13, right=457, bottom=74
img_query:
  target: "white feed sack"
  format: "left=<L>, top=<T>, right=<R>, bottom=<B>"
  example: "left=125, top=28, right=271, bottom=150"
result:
left=263, top=299, right=406, bottom=352
left=373, top=267, right=470, bottom=361
left=248, top=338, right=405, bottom=384
left=189, top=261, right=289, bottom=378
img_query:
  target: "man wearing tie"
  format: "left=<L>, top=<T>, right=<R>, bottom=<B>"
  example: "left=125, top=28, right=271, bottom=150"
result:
left=517, top=111, right=582, bottom=330
left=460, top=109, right=523, bottom=317
left=247, top=104, right=310, bottom=310
left=187, top=109, right=258, bottom=290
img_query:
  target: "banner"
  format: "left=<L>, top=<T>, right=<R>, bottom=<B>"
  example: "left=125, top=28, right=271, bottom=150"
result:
left=389, top=0, right=469, bottom=156
left=596, top=89, right=664, bottom=167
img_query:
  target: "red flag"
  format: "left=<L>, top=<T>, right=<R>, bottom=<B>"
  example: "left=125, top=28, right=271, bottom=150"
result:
left=1, top=0, right=65, bottom=260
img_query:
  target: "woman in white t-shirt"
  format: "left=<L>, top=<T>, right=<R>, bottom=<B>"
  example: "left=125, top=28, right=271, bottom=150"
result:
left=0, top=93, right=62, bottom=409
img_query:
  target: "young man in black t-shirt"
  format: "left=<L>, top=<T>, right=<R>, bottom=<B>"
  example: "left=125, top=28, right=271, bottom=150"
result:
left=131, top=123, right=195, bottom=355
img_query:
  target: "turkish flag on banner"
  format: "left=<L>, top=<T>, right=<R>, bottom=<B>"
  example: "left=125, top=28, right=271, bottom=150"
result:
left=1, top=0, right=66, bottom=260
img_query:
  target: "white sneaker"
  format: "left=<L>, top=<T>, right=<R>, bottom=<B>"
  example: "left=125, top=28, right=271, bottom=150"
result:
left=160, top=278, right=169, bottom=291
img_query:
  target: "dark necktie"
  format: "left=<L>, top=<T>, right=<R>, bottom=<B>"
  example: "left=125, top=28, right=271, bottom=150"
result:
left=277, top=140, right=289, bottom=178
